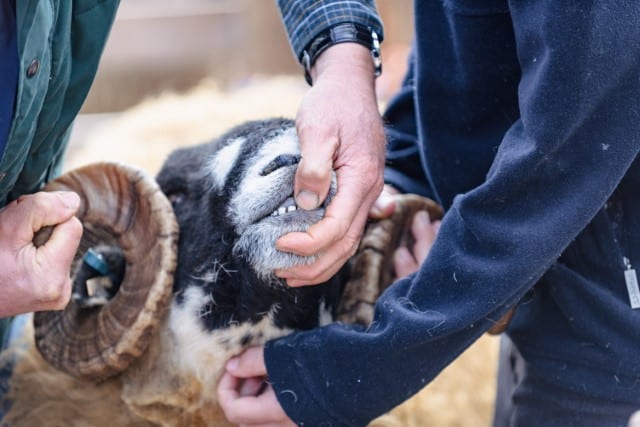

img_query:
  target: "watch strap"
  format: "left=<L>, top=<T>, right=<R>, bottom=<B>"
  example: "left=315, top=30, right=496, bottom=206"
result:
left=301, top=23, right=382, bottom=85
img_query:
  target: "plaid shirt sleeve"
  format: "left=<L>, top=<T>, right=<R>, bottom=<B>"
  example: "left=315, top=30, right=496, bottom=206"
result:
left=276, top=0, right=384, bottom=61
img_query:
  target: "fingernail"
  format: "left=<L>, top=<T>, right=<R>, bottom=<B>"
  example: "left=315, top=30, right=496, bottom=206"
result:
left=59, top=192, right=80, bottom=210
left=295, top=190, right=319, bottom=210
left=226, top=357, right=239, bottom=372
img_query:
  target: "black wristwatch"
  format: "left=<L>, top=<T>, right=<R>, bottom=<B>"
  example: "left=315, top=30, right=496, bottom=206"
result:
left=301, top=22, right=382, bottom=85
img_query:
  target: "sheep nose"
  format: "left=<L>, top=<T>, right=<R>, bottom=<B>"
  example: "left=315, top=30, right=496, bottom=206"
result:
left=260, top=154, right=301, bottom=176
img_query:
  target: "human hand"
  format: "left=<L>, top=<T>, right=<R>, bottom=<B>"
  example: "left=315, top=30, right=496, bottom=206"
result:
left=275, top=43, right=386, bottom=287
left=217, top=346, right=295, bottom=427
left=0, top=191, right=83, bottom=316
left=368, top=184, right=400, bottom=219
left=370, top=186, right=441, bottom=279
left=392, top=209, right=441, bottom=279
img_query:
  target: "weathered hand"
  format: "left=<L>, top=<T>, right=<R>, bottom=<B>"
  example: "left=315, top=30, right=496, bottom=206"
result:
left=0, top=191, right=82, bottom=316
left=275, top=43, right=386, bottom=287
left=217, top=346, right=296, bottom=427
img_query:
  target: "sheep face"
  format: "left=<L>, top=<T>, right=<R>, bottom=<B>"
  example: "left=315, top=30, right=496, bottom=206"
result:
left=156, top=118, right=345, bottom=334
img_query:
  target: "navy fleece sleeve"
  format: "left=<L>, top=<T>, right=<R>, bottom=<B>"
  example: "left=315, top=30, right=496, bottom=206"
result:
left=265, top=2, right=640, bottom=425
left=382, top=50, right=435, bottom=199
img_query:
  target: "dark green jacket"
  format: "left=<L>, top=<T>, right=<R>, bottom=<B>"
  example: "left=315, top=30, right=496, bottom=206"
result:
left=0, top=0, right=119, bottom=345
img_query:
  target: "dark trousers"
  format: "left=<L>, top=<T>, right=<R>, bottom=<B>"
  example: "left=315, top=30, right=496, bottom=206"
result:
left=493, top=335, right=638, bottom=427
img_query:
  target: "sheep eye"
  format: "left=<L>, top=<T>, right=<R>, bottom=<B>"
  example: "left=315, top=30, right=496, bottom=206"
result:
left=260, top=154, right=300, bottom=176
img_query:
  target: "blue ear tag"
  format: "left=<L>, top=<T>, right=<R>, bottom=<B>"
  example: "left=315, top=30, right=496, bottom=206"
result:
left=83, top=248, right=111, bottom=276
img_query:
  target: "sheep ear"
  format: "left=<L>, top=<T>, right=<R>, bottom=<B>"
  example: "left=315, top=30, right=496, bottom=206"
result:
left=337, top=194, right=443, bottom=325
left=33, top=162, right=179, bottom=382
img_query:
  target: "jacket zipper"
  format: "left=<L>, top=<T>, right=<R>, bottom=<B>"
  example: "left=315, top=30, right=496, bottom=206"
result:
left=607, top=197, right=640, bottom=309
left=623, top=257, right=640, bottom=309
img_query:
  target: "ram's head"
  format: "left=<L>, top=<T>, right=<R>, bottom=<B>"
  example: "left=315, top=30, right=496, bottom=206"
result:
left=32, top=118, right=442, bottom=393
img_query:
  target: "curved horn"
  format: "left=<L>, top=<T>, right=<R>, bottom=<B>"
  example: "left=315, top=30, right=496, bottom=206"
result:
left=338, top=194, right=443, bottom=325
left=338, top=193, right=516, bottom=334
left=33, top=162, right=178, bottom=382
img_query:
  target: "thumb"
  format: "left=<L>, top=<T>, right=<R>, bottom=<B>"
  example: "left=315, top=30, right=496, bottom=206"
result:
left=293, top=121, right=336, bottom=210
left=7, top=191, right=80, bottom=245
left=294, top=155, right=333, bottom=211
left=226, top=346, right=267, bottom=378
left=31, top=191, right=80, bottom=231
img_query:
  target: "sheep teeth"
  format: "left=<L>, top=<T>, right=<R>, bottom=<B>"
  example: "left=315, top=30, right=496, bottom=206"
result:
left=271, top=204, right=298, bottom=217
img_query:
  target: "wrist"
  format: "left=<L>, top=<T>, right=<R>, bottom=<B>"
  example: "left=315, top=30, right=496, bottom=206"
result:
left=301, top=23, right=381, bottom=86
left=309, top=43, right=377, bottom=86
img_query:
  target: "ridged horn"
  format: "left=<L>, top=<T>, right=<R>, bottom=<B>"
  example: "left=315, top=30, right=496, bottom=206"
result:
left=339, top=193, right=516, bottom=334
left=338, top=194, right=443, bottom=325
left=33, top=162, right=179, bottom=382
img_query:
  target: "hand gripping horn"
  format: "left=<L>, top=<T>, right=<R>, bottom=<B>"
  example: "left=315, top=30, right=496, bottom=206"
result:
left=32, top=162, right=179, bottom=382
left=339, top=194, right=514, bottom=334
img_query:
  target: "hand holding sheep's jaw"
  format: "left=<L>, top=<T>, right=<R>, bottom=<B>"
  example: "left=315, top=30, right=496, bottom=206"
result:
left=233, top=181, right=337, bottom=281
left=215, top=126, right=337, bottom=281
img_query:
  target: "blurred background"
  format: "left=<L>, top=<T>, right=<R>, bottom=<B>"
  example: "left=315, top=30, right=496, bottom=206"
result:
left=68, top=0, right=415, bottom=167
left=76, top=0, right=414, bottom=114
left=66, top=2, right=500, bottom=426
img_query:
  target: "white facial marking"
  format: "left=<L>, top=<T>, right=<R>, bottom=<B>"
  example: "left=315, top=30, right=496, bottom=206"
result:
left=167, top=286, right=290, bottom=402
left=208, top=137, right=246, bottom=189
left=229, top=127, right=299, bottom=231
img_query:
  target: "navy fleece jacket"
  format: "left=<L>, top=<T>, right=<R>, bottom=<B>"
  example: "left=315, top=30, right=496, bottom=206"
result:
left=266, top=1, right=640, bottom=425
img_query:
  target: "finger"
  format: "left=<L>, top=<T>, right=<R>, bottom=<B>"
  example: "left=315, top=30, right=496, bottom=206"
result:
left=226, top=347, right=267, bottom=378
left=6, top=192, right=80, bottom=245
left=294, top=157, right=333, bottom=211
left=238, top=377, right=267, bottom=397
left=275, top=216, right=346, bottom=258
left=37, top=275, right=73, bottom=311
left=276, top=214, right=364, bottom=285
left=294, top=121, right=337, bottom=210
left=217, top=370, right=241, bottom=403
left=369, top=192, right=396, bottom=219
left=369, top=185, right=400, bottom=219
left=277, top=174, right=370, bottom=258
left=37, top=216, right=83, bottom=269
left=411, top=211, right=436, bottom=262
left=393, top=246, right=419, bottom=278
left=218, top=380, right=289, bottom=425
left=30, top=192, right=81, bottom=235
left=30, top=216, right=82, bottom=311
left=278, top=248, right=348, bottom=287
